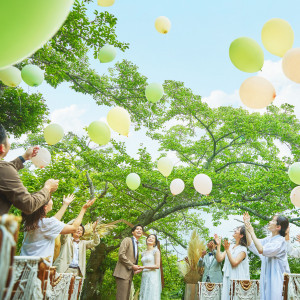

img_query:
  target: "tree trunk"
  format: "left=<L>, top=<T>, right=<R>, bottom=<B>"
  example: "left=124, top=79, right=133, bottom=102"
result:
left=81, top=243, right=111, bottom=300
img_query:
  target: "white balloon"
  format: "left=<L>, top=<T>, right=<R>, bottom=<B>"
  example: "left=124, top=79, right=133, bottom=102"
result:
left=193, top=174, right=212, bottom=195
left=0, top=66, right=22, bottom=87
left=170, top=179, right=185, bottom=195
left=290, top=186, right=300, bottom=208
left=31, top=147, right=51, bottom=168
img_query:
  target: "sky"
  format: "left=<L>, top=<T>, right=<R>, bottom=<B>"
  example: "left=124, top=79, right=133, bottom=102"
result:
left=6, top=0, right=300, bottom=244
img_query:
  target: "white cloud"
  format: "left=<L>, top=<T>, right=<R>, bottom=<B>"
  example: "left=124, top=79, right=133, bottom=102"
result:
left=50, top=105, right=86, bottom=135
left=202, top=89, right=240, bottom=108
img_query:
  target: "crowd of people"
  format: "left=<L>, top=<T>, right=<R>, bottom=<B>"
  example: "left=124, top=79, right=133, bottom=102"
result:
left=0, top=121, right=300, bottom=300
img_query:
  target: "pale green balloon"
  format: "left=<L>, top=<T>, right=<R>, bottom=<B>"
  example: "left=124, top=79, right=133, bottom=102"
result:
left=157, top=157, right=173, bottom=177
left=126, top=173, right=141, bottom=190
left=229, top=37, right=264, bottom=73
left=0, top=66, right=22, bottom=87
left=88, top=121, right=111, bottom=145
left=21, top=64, right=44, bottom=87
left=145, top=83, right=164, bottom=103
left=288, top=162, right=300, bottom=185
left=98, top=45, right=117, bottom=63
left=44, top=124, right=64, bottom=145
left=0, top=0, right=74, bottom=70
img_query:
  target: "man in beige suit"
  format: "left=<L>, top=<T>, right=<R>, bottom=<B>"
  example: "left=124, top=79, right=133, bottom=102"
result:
left=0, top=124, right=59, bottom=215
left=113, top=224, right=143, bottom=300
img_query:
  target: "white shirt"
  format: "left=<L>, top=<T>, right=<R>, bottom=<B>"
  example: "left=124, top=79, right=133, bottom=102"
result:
left=69, top=241, right=80, bottom=267
left=249, top=235, right=290, bottom=300
left=286, top=241, right=300, bottom=258
left=133, top=236, right=138, bottom=259
left=20, top=217, right=65, bottom=264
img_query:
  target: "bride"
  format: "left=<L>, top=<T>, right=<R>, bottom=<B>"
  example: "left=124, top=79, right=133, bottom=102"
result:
left=136, top=234, right=162, bottom=300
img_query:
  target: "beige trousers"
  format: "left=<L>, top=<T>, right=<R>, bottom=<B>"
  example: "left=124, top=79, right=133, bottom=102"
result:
left=115, top=277, right=132, bottom=300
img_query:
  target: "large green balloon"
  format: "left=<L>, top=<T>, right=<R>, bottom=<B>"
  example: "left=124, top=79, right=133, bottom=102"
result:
left=288, top=162, right=300, bottom=185
left=21, top=65, right=44, bottom=87
left=229, top=37, right=264, bottom=73
left=126, top=173, right=141, bottom=190
left=98, top=45, right=117, bottom=63
left=0, top=0, right=73, bottom=70
left=88, top=121, right=111, bottom=145
left=145, top=83, right=164, bottom=103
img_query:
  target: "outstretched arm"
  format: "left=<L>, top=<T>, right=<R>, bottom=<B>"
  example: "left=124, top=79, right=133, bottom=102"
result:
left=54, top=194, right=75, bottom=221
left=243, top=212, right=253, bottom=246
left=215, top=234, right=226, bottom=262
left=245, top=221, right=263, bottom=254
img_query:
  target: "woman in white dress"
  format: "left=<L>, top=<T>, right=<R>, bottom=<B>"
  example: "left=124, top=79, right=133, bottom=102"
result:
left=215, top=226, right=250, bottom=300
left=243, top=212, right=290, bottom=300
left=137, top=234, right=162, bottom=300
left=20, top=194, right=95, bottom=264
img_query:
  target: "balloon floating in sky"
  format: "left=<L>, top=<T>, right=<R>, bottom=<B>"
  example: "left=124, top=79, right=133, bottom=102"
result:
left=97, top=0, right=115, bottom=6
left=261, top=18, right=294, bottom=57
left=98, top=45, right=117, bottom=63
left=229, top=37, right=264, bottom=73
left=193, top=174, right=212, bottom=195
left=31, top=147, right=51, bottom=168
left=239, top=76, right=276, bottom=109
left=157, top=157, right=173, bottom=177
left=0, top=0, right=74, bottom=70
left=170, top=178, right=185, bottom=195
left=288, top=162, right=300, bottom=185
left=88, top=121, right=111, bottom=145
left=145, top=83, right=164, bottom=103
left=21, top=65, right=44, bottom=87
left=44, top=124, right=64, bottom=145
left=107, top=107, right=131, bottom=137
left=282, top=48, right=300, bottom=83
left=290, top=186, right=300, bottom=208
left=155, top=16, right=171, bottom=34
left=0, top=66, right=22, bottom=87
left=126, top=173, right=141, bottom=190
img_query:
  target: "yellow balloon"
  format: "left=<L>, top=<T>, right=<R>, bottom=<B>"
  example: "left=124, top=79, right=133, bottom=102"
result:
left=262, top=18, right=294, bottom=57
left=0, top=66, right=22, bottom=87
left=282, top=48, right=300, bottom=83
left=97, top=0, right=115, bottom=6
left=107, top=107, right=131, bottom=137
left=155, top=16, right=171, bottom=34
left=44, top=123, right=64, bottom=145
left=157, top=157, right=173, bottom=177
left=239, top=76, right=276, bottom=109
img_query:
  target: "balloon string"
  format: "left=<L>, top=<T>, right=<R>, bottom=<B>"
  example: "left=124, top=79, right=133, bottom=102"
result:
left=165, top=177, right=168, bottom=187
left=17, top=89, right=22, bottom=113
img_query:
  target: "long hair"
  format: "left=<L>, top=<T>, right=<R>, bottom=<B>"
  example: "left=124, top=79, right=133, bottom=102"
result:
left=22, top=202, right=48, bottom=231
left=275, top=215, right=289, bottom=237
left=146, top=234, right=158, bottom=247
left=237, top=226, right=247, bottom=247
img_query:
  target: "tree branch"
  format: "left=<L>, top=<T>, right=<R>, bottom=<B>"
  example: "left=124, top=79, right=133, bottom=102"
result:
left=151, top=226, right=187, bottom=249
left=215, top=161, right=271, bottom=172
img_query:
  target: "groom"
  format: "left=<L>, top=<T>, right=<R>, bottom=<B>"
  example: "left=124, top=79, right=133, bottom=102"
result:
left=113, top=224, right=144, bottom=300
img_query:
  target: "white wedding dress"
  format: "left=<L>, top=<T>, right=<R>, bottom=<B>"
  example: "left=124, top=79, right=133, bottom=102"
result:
left=139, top=248, right=162, bottom=300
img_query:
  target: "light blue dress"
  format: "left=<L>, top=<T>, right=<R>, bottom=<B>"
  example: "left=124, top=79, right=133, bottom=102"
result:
left=249, top=235, right=290, bottom=300
left=139, top=248, right=161, bottom=300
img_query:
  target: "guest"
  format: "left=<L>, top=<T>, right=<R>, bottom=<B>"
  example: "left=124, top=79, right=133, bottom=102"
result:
left=0, top=124, right=59, bottom=215
left=53, top=220, right=100, bottom=277
left=285, top=226, right=300, bottom=258
left=113, top=224, right=143, bottom=300
left=244, top=212, right=290, bottom=300
left=215, top=226, right=249, bottom=300
left=20, top=194, right=95, bottom=264
left=197, top=239, right=223, bottom=283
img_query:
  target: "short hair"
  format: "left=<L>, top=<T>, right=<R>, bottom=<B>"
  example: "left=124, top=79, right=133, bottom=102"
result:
left=80, top=224, right=85, bottom=236
left=208, top=239, right=217, bottom=245
left=131, top=224, right=144, bottom=233
left=0, top=124, right=7, bottom=145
